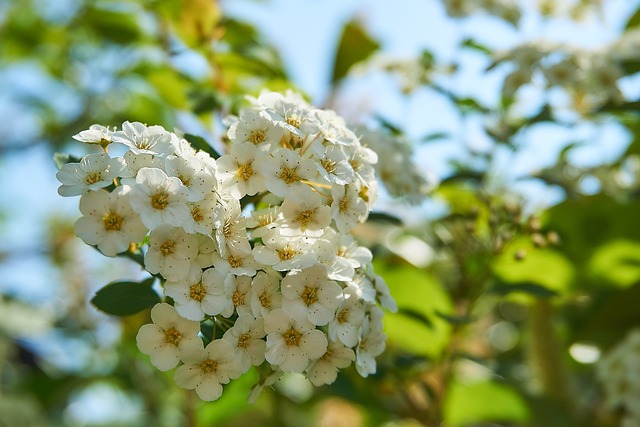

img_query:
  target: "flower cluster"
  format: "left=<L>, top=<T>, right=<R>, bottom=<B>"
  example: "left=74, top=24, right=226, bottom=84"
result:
left=597, top=329, right=640, bottom=427
left=57, top=91, right=396, bottom=401
left=357, top=126, right=433, bottom=204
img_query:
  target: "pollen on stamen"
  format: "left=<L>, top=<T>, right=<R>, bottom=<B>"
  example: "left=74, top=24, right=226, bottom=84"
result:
left=160, top=240, right=175, bottom=255
left=277, top=246, right=297, bottom=260
left=84, top=172, right=103, bottom=185
left=248, top=130, right=266, bottom=145
left=189, top=282, right=207, bottom=302
left=236, top=163, right=254, bottom=182
left=259, top=291, right=271, bottom=309
left=283, top=327, right=302, bottom=346
left=295, top=209, right=315, bottom=226
left=164, top=327, right=182, bottom=346
left=192, top=207, right=205, bottom=223
left=102, top=211, right=124, bottom=231
left=338, top=197, right=350, bottom=213
left=237, top=333, right=251, bottom=348
left=278, top=167, right=300, bottom=184
left=151, top=192, right=170, bottom=210
left=301, top=286, right=319, bottom=305
left=232, top=289, right=245, bottom=306
left=199, top=359, right=218, bottom=374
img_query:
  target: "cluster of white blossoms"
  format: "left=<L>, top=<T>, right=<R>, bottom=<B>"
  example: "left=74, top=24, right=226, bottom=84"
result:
left=57, top=91, right=397, bottom=402
left=596, top=329, right=640, bottom=427
left=495, top=37, right=633, bottom=106
left=357, top=127, right=432, bottom=204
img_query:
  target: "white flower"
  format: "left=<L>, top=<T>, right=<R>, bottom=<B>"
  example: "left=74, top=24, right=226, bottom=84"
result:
left=356, top=307, right=386, bottom=377
left=136, top=303, right=201, bottom=371
left=328, top=285, right=366, bottom=348
left=227, top=109, right=284, bottom=149
left=129, top=167, right=191, bottom=230
left=184, top=193, right=219, bottom=236
left=222, top=314, right=266, bottom=373
left=254, top=148, right=317, bottom=198
left=264, top=307, right=328, bottom=373
left=331, top=184, right=367, bottom=233
left=217, top=141, right=267, bottom=198
left=174, top=339, right=242, bottom=401
left=250, top=270, right=283, bottom=319
left=313, top=228, right=372, bottom=281
left=280, top=187, right=331, bottom=237
left=213, top=198, right=251, bottom=257
left=194, top=234, right=216, bottom=268
left=120, top=151, right=164, bottom=184
left=164, top=267, right=223, bottom=321
left=73, top=124, right=113, bottom=146
left=253, top=228, right=316, bottom=271
left=212, top=249, right=260, bottom=277
left=145, top=225, right=199, bottom=281
left=165, top=153, right=218, bottom=202
left=306, top=340, right=355, bottom=386
left=224, top=274, right=254, bottom=316
left=74, top=187, right=148, bottom=257
left=281, top=265, right=342, bottom=326
left=200, top=267, right=234, bottom=317
left=57, top=153, right=125, bottom=196
left=246, top=206, right=281, bottom=238
left=112, top=121, right=176, bottom=156
left=315, top=145, right=354, bottom=186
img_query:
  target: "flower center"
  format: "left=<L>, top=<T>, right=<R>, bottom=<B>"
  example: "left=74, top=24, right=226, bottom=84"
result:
left=151, top=191, right=170, bottom=210
left=102, top=211, right=124, bottom=231
left=336, top=246, right=348, bottom=258
left=164, top=327, right=182, bottom=346
left=223, top=219, right=234, bottom=237
left=236, top=163, right=254, bottom=182
left=283, top=327, right=302, bottom=346
left=160, top=240, right=175, bottom=255
left=277, top=246, right=297, bottom=261
left=136, top=138, right=153, bottom=150
left=301, top=286, right=319, bottom=305
left=232, top=289, right=245, bottom=306
left=192, top=206, right=204, bottom=223
left=248, top=130, right=265, bottom=145
left=278, top=167, right=300, bottom=184
left=337, top=309, right=350, bottom=324
left=259, top=291, right=271, bottom=309
left=237, top=333, right=251, bottom=349
left=295, top=209, right=315, bottom=226
left=228, top=254, right=243, bottom=268
left=178, top=174, right=191, bottom=187
left=320, top=159, right=336, bottom=174
left=84, top=171, right=102, bottom=185
left=286, top=115, right=302, bottom=128
left=349, top=159, right=361, bottom=171
left=338, top=197, right=350, bottom=213
left=189, top=282, right=207, bottom=302
left=199, top=359, right=218, bottom=374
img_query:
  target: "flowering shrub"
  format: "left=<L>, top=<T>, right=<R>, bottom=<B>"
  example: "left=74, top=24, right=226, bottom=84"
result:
left=56, top=91, right=397, bottom=401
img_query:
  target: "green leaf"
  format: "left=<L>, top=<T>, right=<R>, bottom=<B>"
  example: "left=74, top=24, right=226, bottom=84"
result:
left=84, top=6, right=141, bottom=44
left=589, top=239, right=640, bottom=288
left=53, top=153, right=81, bottom=170
left=444, top=381, right=530, bottom=427
left=434, top=311, right=474, bottom=325
left=367, top=212, right=403, bottom=226
left=490, top=281, right=558, bottom=299
left=377, top=261, right=453, bottom=357
left=626, top=6, right=640, bottom=29
left=421, top=132, right=449, bottom=143
left=460, top=38, right=492, bottom=55
left=183, top=133, right=221, bottom=159
left=91, top=277, right=160, bottom=316
left=331, top=20, right=380, bottom=83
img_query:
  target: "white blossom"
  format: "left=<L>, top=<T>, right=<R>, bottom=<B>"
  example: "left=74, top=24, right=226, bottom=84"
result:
left=306, top=340, right=355, bottom=386
left=281, top=265, right=342, bottom=326
left=223, top=315, right=266, bottom=373
left=57, top=153, right=124, bottom=196
left=112, top=121, right=176, bottom=156
left=145, top=225, right=199, bottom=281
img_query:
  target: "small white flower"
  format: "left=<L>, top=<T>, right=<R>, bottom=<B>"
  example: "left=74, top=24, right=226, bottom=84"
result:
left=356, top=307, right=386, bottom=378
left=145, top=225, right=199, bottom=281
left=129, top=167, right=191, bottom=230
left=228, top=109, right=284, bottom=149
left=136, top=303, right=201, bottom=371
left=165, top=153, right=218, bottom=202
left=184, top=193, right=219, bottom=236
left=224, top=274, right=254, bottom=316
left=331, top=184, right=367, bottom=233
left=112, top=121, right=176, bottom=156
left=120, top=151, right=164, bottom=184
left=250, top=270, right=283, bottom=319
left=253, top=228, right=316, bottom=271
left=174, top=339, right=242, bottom=401
left=212, top=249, right=260, bottom=277
left=328, top=285, right=366, bottom=348
left=200, top=267, right=234, bottom=317
left=73, top=124, right=113, bottom=146
left=194, top=234, right=216, bottom=269
left=213, top=198, right=251, bottom=257
left=306, top=340, right=355, bottom=386
left=315, top=145, right=354, bottom=186
left=246, top=206, right=281, bottom=238
left=280, top=187, right=331, bottom=237
left=74, top=187, right=148, bottom=257
left=281, top=265, right=342, bottom=326
left=57, top=153, right=125, bottom=197
left=222, top=314, right=266, bottom=373
left=217, top=141, right=267, bottom=198
left=164, top=267, right=222, bottom=321
left=254, top=148, right=317, bottom=198
left=264, top=306, right=328, bottom=373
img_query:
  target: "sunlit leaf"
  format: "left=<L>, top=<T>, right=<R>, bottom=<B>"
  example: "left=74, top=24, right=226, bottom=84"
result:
left=444, top=381, right=530, bottom=427
left=331, top=20, right=380, bottom=83
left=183, top=133, right=221, bottom=159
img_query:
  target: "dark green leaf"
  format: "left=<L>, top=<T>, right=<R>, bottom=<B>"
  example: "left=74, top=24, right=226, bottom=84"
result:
left=490, top=281, right=558, bottom=298
left=331, top=20, right=380, bottom=83
left=91, top=277, right=160, bottom=316
left=183, top=133, right=221, bottom=159
left=434, top=310, right=474, bottom=325
left=625, top=6, right=640, bottom=29
left=374, top=115, right=403, bottom=135
left=53, top=153, right=81, bottom=170
left=397, top=307, right=434, bottom=329
left=461, top=38, right=493, bottom=55
left=421, top=132, right=449, bottom=143
left=367, top=212, right=403, bottom=225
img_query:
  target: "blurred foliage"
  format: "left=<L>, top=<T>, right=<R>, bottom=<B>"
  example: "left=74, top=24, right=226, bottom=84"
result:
left=3, top=0, right=640, bottom=426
